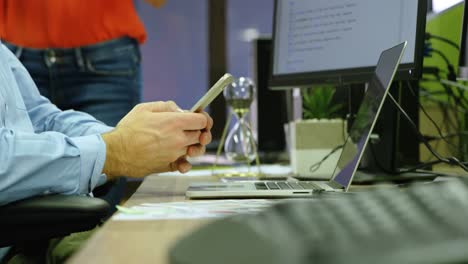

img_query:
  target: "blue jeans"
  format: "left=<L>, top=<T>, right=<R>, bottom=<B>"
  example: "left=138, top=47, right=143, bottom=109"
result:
left=5, top=37, right=141, bottom=125
left=5, top=37, right=142, bottom=211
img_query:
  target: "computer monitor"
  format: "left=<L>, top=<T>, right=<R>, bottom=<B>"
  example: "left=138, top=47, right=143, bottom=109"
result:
left=458, top=1, right=468, bottom=80
left=253, top=38, right=288, bottom=159
left=269, top=0, right=427, bottom=89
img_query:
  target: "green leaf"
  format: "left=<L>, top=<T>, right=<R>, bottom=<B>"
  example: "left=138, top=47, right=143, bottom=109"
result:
left=302, top=86, right=341, bottom=119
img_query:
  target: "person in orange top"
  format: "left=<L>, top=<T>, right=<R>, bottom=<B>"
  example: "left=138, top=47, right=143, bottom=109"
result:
left=0, top=0, right=165, bottom=122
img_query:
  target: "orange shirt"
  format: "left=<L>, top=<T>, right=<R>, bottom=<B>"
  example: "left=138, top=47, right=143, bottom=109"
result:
left=0, top=0, right=147, bottom=48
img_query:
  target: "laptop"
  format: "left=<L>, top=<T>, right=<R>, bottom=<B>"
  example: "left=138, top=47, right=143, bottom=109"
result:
left=186, top=42, right=407, bottom=198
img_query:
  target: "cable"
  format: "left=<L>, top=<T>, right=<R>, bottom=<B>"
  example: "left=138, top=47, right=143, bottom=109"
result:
left=397, top=160, right=445, bottom=174
left=387, top=93, right=468, bottom=172
left=307, top=101, right=348, bottom=173
left=430, top=49, right=452, bottom=67
left=390, top=93, right=466, bottom=169
left=409, top=82, right=454, bottom=162
left=388, top=93, right=443, bottom=160
left=424, top=132, right=468, bottom=141
left=440, top=79, right=468, bottom=107
left=406, top=81, right=459, bottom=151
left=425, top=33, right=460, bottom=51
left=429, top=48, right=457, bottom=81
left=420, top=68, right=468, bottom=118
left=309, top=144, right=344, bottom=173
left=424, top=40, right=457, bottom=82
left=417, top=93, right=467, bottom=154
left=419, top=71, right=468, bottom=158
left=418, top=90, right=466, bottom=112
left=368, top=138, right=446, bottom=175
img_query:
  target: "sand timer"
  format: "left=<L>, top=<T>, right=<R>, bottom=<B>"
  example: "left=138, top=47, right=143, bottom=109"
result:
left=215, top=77, right=261, bottom=177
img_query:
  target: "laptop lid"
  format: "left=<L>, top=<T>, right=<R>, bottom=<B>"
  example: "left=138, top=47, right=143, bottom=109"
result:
left=328, top=42, right=407, bottom=191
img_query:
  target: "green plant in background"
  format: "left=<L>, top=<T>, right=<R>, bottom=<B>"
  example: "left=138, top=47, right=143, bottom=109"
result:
left=423, top=4, right=468, bottom=160
left=302, top=86, right=343, bottom=119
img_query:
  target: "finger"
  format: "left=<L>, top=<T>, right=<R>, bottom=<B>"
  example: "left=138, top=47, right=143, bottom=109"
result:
left=183, top=130, right=202, bottom=146
left=187, top=144, right=206, bottom=157
left=200, top=111, right=214, bottom=131
left=199, top=131, right=212, bottom=146
left=168, top=161, right=178, bottom=172
left=142, top=101, right=183, bottom=113
left=165, top=113, right=208, bottom=130
left=175, top=147, right=189, bottom=160
left=175, top=158, right=192, bottom=173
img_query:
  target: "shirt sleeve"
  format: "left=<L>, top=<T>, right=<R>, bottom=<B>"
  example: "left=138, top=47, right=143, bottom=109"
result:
left=0, top=44, right=110, bottom=205
left=0, top=128, right=107, bottom=206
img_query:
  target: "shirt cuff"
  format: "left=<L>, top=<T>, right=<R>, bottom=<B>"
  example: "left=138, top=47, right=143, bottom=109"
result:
left=69, top=134, right=108, bottom=194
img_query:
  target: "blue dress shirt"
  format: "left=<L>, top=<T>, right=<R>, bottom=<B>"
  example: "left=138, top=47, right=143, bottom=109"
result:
left=0, top=41, right=114, bottom=206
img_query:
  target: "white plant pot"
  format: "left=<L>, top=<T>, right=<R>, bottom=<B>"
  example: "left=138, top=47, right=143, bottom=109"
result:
left=289, top=119, right=347, bottom=179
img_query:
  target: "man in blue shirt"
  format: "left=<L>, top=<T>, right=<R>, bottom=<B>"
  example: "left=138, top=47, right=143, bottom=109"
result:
left=0, top=40, right=212, bottom=261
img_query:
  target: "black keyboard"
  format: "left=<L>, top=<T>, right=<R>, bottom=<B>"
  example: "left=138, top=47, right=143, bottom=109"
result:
left=255, top=181, right=322, bottom=190
left=170, top=178, right=468, bottom=264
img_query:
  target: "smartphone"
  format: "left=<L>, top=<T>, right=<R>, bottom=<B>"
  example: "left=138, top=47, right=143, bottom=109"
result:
left=190, top=73, right=235, bottom=112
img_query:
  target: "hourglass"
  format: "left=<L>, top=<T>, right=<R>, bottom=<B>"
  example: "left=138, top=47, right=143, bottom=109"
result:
left=214, top=77, right=262, bottom=177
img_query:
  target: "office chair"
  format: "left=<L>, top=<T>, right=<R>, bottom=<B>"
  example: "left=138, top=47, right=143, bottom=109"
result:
left=0, top=194, right=110, bottom=247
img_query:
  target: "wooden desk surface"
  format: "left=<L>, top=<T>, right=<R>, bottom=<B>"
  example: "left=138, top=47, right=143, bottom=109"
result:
left=68, top=175, right=217, bottom=264
left=67, top=171, right=435, bottom=264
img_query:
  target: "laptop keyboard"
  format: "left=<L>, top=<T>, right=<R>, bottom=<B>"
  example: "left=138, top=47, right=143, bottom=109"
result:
left=255, top=181, right=322, bottom=190
left=171, top=178, right=468, bottom=264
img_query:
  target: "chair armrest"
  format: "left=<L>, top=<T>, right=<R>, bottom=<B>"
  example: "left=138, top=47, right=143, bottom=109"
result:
left=0, top=195, right=111, bottom=247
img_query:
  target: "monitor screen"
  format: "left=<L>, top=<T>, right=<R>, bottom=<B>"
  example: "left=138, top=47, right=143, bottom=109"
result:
left=270, top=0, right=426, bottom=88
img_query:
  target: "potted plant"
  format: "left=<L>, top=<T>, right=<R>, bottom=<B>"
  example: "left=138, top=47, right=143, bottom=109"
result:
left=289, top=86, right=347, bottom=179
left=302, top=86, right=343, bottom=120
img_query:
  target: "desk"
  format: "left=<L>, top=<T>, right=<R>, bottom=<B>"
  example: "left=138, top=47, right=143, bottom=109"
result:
left=68, top=175, right=217, bottom=264
left=67, top=173, right=420, bottom=264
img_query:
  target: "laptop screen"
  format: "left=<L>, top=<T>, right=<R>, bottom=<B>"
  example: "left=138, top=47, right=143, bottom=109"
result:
left=330, top=42, right=407, bottom=189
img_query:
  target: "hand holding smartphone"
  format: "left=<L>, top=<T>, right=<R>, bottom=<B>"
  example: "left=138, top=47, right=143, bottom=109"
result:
left=190, top=73, right=235, bottom=112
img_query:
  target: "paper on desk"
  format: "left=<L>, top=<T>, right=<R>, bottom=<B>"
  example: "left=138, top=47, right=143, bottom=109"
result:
left=113, top=199, right=276, bottom=221
left=158, top=164, right=292, bottom=178
left=186, top=154, right=235, bottom=166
